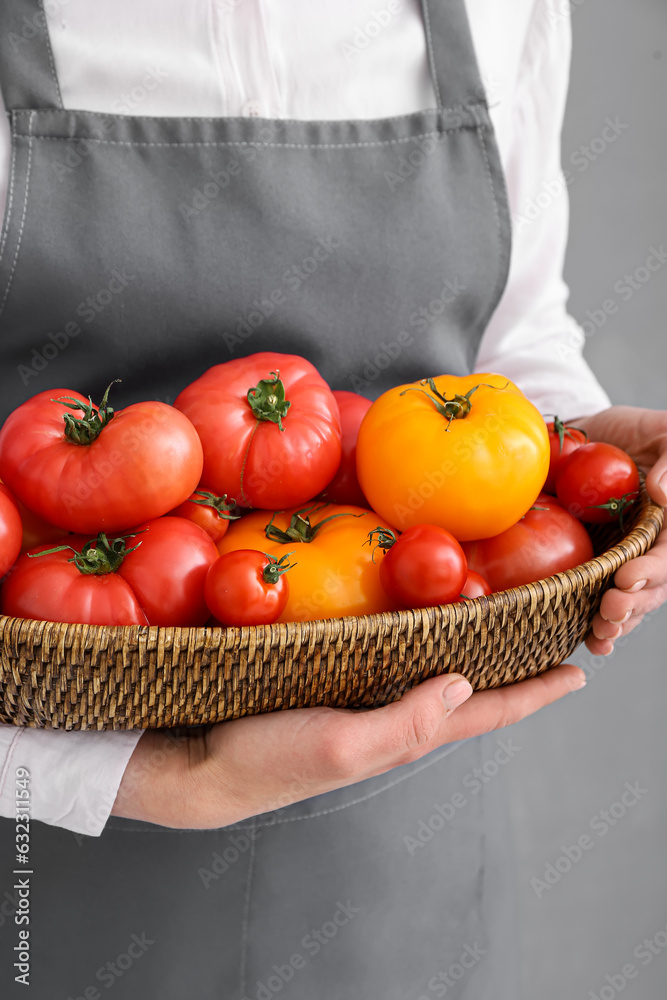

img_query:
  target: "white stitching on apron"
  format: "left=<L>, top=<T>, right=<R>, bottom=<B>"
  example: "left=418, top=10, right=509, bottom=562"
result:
left=0, top=114, right=18, bottom=270
left=20, top=127, right=488, bottom=150
left=0, top=111, right=35, bottom=321
left=421, top=0, right=443, bottom=109
left=37, top=0, right=63, bottom=108
left=239, top=816, right=258, bottom=998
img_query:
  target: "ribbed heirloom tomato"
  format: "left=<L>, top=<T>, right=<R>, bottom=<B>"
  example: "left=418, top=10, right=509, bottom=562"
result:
left=216, top=503, right=399, bottom=622
left=356, top=373, right=550, bottom=541
left=463, top=495, right=594, bottom=592
left=0, top=383, right=203, bottom=534
left=175, top=353, right=342, bottom=510
left=320, top=390, right=372, bottom=507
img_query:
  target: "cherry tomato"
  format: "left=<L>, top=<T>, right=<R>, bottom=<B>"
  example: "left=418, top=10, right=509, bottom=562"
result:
left=462, top=496, right=594, bottom=591
left=369, top=524, right=467, bottom=608
left=1, top=516, right=218, bottom=626
left=205, top=550, right=292, bottom=626
left=544, top=415, right=588, bottom=494
left=356, top=373, right=550, bottom=541
left=0, top=383, right=203, bottom=534
left=320, top=390, right=372, bottom=507
left=169, top=490, right=238, bottom=544
left=216, top=502, right=400, bottom=621
left=0, top=484, right=22, bottom=579
left=555, top=442, right=640, bottom=524
left=453, top=570, right=492, bottom=602
left=175, top=353, right=342, bottom=510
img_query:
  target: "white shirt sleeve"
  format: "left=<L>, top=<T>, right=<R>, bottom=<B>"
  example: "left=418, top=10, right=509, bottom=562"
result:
left=474, top=0, right=612, bottom=422
left=0, top=724, right=142, bottom=836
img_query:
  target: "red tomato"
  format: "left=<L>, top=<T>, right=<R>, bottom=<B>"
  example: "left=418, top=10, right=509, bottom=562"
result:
left=453, top=570, right=492, bottom=602
left=369, top=524, right=467, bottom=608
left=205, top=550, right=292, bottom=626
left=0, top=383, right=203, bottom=534
left=15, top=499, right=66, bottom=554
left=169, top=490, right=238, bottom=544
left=462, top=497, right=594, bottom=592
left=544, top=415, right=588, bottom=494
left=174, top=353, right=342, bottom=510
left=0, top=484, right=22, bottom=579
left=555, top=442, right=640, bottom=524
left=1, top=517, right=218, bottom=626
left=321, top=391, right=372, bottom=507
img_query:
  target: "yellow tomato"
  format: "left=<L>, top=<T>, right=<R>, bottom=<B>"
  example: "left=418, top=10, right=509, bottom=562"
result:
left=356, top=373, right=550, bottom=541
left=216, top=503, right=400, bottom=622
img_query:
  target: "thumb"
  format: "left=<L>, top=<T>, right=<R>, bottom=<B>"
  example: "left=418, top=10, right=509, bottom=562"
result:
left=645, top=444, right=667, bottom=507
left=337, top=672, right=474, bottom=773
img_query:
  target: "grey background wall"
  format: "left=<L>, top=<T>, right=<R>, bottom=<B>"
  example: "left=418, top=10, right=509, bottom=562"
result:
left=506, top=2, right=667, bottom=997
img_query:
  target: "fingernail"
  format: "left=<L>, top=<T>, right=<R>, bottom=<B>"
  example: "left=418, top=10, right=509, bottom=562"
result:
left=624, top=580, right=647, bottom=593
left=607, top=624, right=623, bottom=639
left=608, top=610, right=632, bottom=626
left=443, top=677, right=473, bottom=710
left=573, top=673, right=587, bottom=690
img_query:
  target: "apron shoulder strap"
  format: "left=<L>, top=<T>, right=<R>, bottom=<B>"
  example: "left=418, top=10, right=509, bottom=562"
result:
left=420, top=0, right=488, bottom=111
left=0, top=0, right=63, bottom=110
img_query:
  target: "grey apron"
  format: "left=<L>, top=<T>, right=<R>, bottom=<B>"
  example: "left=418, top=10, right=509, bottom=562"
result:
left=0, top=2, right=517, bottom=997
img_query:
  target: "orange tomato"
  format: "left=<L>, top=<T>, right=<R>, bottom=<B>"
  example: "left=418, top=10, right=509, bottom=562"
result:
left=356, top=373, right=550, bottom=541
left=216, top=503, right=400, bottom=622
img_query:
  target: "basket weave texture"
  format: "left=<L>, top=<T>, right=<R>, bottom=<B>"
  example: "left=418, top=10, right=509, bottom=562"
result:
left=0, top=479, right=663, bottom=730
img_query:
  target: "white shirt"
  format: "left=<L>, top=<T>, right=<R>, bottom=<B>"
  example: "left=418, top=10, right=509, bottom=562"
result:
left=0, top=0, right=612, bottom=836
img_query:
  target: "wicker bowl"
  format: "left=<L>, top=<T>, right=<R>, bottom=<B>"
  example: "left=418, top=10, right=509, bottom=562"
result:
left=0, top=478, right=662, bottom=730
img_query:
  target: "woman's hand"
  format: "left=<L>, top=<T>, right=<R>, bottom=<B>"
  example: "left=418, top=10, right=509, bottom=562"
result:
left=575, top=405, right=667, bottom=655
left=112, top=664, right=585, bottom=829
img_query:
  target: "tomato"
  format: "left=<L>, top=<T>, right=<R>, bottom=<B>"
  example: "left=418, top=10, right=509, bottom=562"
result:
left=0, top=383, right=203, bottom=534
left=216, top=503, right=400, bottom=621
left=368, top=524, right=467, bottom=608
left=454, top=570, right=492, bottom=601
left=555, top=442, right=640, bottom=525
left=462, top=495, right=594, bottom=591
left=356, top=373, right=550, bottom=541
left=175, top=353, right=342, bottom=510
left=15, top=499, right=66, bottom=554
left=544, top=415, right=588, bottom=494
left=0, top=484, right=22, bottom=579
left=205, top=550, right=292, bottom=626
left=320, top=391, right=372, bottom=507
left=169, top=490, right=238, bottom=543
left=1, top=516, right=218, bottom=626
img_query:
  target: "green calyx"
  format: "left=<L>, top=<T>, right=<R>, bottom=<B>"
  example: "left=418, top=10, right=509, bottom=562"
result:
left=399, top=379, right=508, bottom=431
left=551, top=414, right=588, bottom=453
left=587, top=491, right=638, bottom=532
left=247, top=371, right=291, bottom=432
left=28, top=530, right=144, bottom=576
left=364, top=526, right=398, bottom=562
left=265, top=503, right=363, bottom=544
left=188, top=490, right=239, bottom=521
left=52, top=380, right=120, bottom=445
left=261, top=552, right=296, bottom=585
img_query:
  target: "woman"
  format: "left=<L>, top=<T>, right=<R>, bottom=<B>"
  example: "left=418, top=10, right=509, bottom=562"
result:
left=0, top=2, right=665, bottom=997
